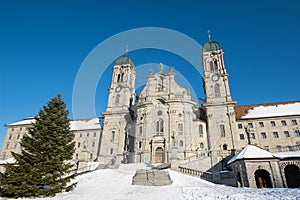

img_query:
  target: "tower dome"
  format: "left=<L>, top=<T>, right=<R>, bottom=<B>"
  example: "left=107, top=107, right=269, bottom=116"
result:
left=203, top=41, right=221, bottom=52
left=114, top=55, right=135, bottom=67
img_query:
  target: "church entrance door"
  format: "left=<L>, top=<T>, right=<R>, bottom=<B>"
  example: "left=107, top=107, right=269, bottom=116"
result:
left=284, top=165, right=300, bottom=188
left=254, top=169, right=272, bottom=188
left=155, top=147, right=164, bottom=163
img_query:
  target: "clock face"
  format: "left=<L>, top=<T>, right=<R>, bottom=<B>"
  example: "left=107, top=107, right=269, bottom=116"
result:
left=212, top=74, right=219, bottom=81
left=115, top=86, right=122, bottom=92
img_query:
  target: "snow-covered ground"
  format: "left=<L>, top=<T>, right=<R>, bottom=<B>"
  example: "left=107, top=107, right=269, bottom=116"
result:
left=20, top=163, right=299, bottom=200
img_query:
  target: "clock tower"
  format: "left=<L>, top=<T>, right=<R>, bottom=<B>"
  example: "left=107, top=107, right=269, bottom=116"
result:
left=202, top=35, right=237, bottom=166
left=99, top=55, right=136, bottom=164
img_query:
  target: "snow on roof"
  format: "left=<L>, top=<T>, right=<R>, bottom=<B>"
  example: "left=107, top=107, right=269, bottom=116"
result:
left=70, top=118, right=101, bottom=130
left=227, top=145, right=275, bottom=164
left=0, top=157, right=16, bottom=165
left=8, top=118, right=36, bottom=126
left=235, top=101, right=300, bottom=119
left=7, top=118, right=101, bottom=130
left=273, top=151, right=300, bottom=159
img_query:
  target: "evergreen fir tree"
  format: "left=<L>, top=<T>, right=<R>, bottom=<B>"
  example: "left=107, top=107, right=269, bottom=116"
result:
left=0, top=94, right=76, bottom=198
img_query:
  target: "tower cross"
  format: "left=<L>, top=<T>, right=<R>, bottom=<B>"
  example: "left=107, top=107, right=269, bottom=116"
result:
left=208, top=30, right=211, bottom=42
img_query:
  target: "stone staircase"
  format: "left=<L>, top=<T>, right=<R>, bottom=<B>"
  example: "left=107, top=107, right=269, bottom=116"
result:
left=132, top=169, right=172, bottom=186
left=179, top=156, right=212, bottom=172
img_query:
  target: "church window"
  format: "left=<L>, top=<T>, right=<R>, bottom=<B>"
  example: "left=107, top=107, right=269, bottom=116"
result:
left=110, top=148, right=114, bottom=155
left=284, top=131, right=290, bottom=138
left=157, top=110, right=163, bottom=116
left=214, top=84, right=221, bottom=96
left=178, top=123, right=183, bottom=135
left=199, top=125, right=203, bottom=137
left=77, top=142, right=81, bottom=148
left=270, top=121, right=276, bottom=126
left=220, top=124, right=225, bottom=137
left=209, top=61, right=218, bottom=72
left=273, top=132, right=279, bottom=138
left=210, top=61, right=214, bottom=71
left=11, top=128, right=14, bottom=132
left=120, top=73, right=124, bottom=82
left=20, top=127, right=22, bottom=131
left=259, top=122, right=264, bottom=127
left=239, top=134, right=245, bottom=140
left=80, top=133, right=82, bottom=138
left=179, top=140, right=183, bottom=147
left=237, top=123, right=243, bottom=129
left=90, top=153, right=93, bottom=160
left=276, top=145, right=282, bottom=152
left=261, top=132, right=267, bottom=139
left=214, top=60, right=218, bottom=71
left=17, top=134, right=20, bottom=139
left=223, top=144, right=228, bottom=150
left=5, top=143, right=9, bottom=149
left=264, top=146, right=270, bottom=151
left=139, top=126, right=143, bottom=135
left=92, top=142, right=95, bottom=147
left=117, top=74, right=121, bottom=82
left=14, top=143, right=17, bottom=149
left=9, top=134, right=12, bottom=140
left=251, top=133, right=255, bottom=139
left=156, top=119, right=164, bottom=134
left=87, top=132, right=89, bottom=137
left=295, top=130, right=300, bottom=137
left=111, top=131, right=115, bottom=141
left=291, top=119, right=297, bottom=125
left=200, top=143, right=204, bottom=149
left=139, top=141, right=142, bottom=149
left=281, top=120, right=287, bottom=126
left=94, top=132, right=96, bottom=137
left=248, top=123, right=253, bottom=128
left=115, top=94, right=120, bottom=104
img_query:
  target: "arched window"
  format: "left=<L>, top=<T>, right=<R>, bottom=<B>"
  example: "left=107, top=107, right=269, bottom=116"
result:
left=223, top=144, right=228, bottom=150
left=199, top=124, right=203, bottom=137
left=220, top=124, right=225, bottom=137
left=209, top=60, right=218, bottom=71
left=156, top=119, right=164, bottom=134
left=214, top=84, right=220, bottom=96
left=214, top=60, right=218, bottom=71
left=115, top=94, right=120, bottom=104
left=179, top=140, right=184, bottom=147
left=209, top=61, right=214, bottom=71
left=117, top=74, right=121, bottom=82
left=120, top=73, right=124, bottom=82
left=200, top=142, right=204, bottom=149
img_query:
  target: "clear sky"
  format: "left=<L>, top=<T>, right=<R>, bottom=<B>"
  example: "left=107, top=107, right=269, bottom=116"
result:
left=1, top=0, right=300, bottom=149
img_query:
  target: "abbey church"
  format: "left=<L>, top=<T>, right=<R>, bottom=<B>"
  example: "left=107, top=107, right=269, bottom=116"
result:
left=98, top=40, right=237, bottom=165
left=1, top=38, right=300, bottom=188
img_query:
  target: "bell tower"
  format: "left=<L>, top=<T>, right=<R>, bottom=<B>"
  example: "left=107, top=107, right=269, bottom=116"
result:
left=99, top=54, right=136, bottom=164
left=202, top=33, right=237, bottom=164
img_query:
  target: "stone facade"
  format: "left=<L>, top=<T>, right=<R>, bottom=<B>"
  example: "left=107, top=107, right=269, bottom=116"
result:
left=0, top=118, right=102, bottom=167
left=1, top=38, right=300, bottom=188
left=228, top=145, right=300, bottom=188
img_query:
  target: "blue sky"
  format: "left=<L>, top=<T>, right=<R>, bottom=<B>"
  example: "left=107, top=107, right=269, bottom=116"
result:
left=1, top=0, right=300, bottom=148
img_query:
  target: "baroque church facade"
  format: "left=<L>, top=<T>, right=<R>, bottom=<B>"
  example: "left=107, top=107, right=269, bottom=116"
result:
left=1, top=38, right=300, bottom=188
left=98, top=40, right=238, bottom=166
